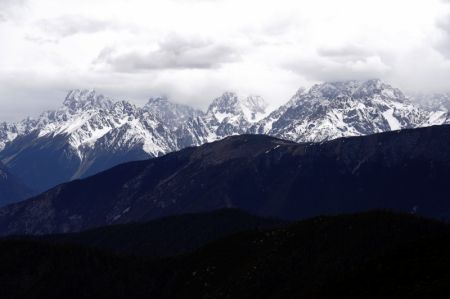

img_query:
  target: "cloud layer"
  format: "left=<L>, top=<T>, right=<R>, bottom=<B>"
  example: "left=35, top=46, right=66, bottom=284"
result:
left=0, top=0, right=450, bottom=121
left=94, top=35, right=240, bottom=71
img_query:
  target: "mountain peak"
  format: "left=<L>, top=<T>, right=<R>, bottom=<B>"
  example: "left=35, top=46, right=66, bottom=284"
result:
left=208, top=92, right=239, bottom=110
left=294, top=87, right=307, bottom=97
left=143, top=96, right=202, bottom=130
left=207, top=92, right=240, bottom=119
left=240, top=95, right=269, bottom=122
left=63, top=89, right=113, bottom=111
left=309, top=80, right=363, bottom=99
left=353, top=79, right=407, bottom=101
left=307, top=79, right=406, bottom=102
left=241, top=95, right=268, bottom=111
left=146, top=96, right=169, bottom=105
left=207, top=92, right=269, bottom=123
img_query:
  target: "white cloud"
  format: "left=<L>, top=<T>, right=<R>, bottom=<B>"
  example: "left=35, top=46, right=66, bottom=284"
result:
left=286, top=54, right=391, bottom=83
left=0, top=0, right=450, bottom=121
left=35, top=15, right=121, bottom=38
left=435, top=15, right=450, bottom=59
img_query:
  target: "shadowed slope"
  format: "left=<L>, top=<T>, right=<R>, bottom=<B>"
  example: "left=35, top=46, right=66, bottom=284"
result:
left=1, top=125, right=450, bottom=235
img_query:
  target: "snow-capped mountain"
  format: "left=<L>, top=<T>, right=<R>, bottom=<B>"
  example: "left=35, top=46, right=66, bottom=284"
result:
left=1, top=79, right=449, bottom=198
left=411, top=92, right=450, bottom=111
left=0, top=122, right=20, bottom=151
left=0, top=117, right=40, bottom=151
left=240, top=95, right=269, bottom=122
left=142, top=96, right=202, bottom=130
left=176, top=92, right=270, bottom=147
left=40, top=90, right=177, bottom=157
left=251, top=79, right=446, bottom=142
left=409, top=93, right=450, bottom=124
left=207, top=92, right=269, bottom=124
left=0, top=89, right=179, bottom=192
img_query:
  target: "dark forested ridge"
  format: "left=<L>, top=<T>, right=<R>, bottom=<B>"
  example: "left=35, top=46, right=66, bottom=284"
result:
left=1, top=211, right=449, bottom=299
left=31, top=209, right=285, bottom=258
left=2, top=125, right=450, bottom=235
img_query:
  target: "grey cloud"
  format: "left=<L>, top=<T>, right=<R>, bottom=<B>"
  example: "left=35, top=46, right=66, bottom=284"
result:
left=318, top=45, right=373, bottom=62
left=0, top=0, right=27, bottom=9
left=0, top=0, right=27, bottom=21
left=24, top=35, right=58, bottom=45
left=0, top=72, right=69, bottom=122
left=286, top=54, right=391, bottom=82
left=434, top=0, right=450, bottom=58
left=284, top=45, right=390, bottom=82
left=94, top=35, right=240, bottom=72
left=36, top=15, right=122, bottom=39
left=435, top=16, right=450, bottom=59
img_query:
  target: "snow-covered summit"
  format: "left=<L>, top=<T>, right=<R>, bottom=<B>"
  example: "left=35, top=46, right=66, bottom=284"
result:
left=174, top=92, right=270, bottom=147
left=240, top=95, right=269, bottom=122
left=63, top=89, right=114, bottom=111
left=410, top=92, right=450, bottom=112
left=143, top=96, right=202, bottom=130
left=251, top=79, right=446, bottom=142
left=207, top=92, right=269, bottom=123
left=207, top=92, right=241, bottom=120
left=307, top=79, right=406, bottom=102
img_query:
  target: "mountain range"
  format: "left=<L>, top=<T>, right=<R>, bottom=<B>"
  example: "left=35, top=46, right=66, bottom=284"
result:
left=1, top=79, right=450, bottom=201
left=1, top=79, right=450, bottom=298
left=2, top=124, right=450, bottom=235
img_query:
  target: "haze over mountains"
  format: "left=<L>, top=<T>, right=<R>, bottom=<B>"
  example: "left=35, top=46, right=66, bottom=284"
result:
left=1, top=79, right=450, bottom=201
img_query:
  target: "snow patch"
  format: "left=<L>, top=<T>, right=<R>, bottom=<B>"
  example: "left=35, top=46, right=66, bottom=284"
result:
left=382, top=109, right=401, bottom=130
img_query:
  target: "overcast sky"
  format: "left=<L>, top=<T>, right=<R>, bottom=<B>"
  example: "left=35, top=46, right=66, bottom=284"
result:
left=1, top=0, right=450, bottom=121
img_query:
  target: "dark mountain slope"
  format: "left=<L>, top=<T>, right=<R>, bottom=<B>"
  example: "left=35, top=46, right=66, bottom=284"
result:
left=0, top=132, right=81, bottom=192
left=2, top=125, right=450, bottom=235
left=0, top=162, right=33, bottom=207
left=0, top=240, right=159, bottom=299
left=163, top=211, right=450, bottom=299
left=35, top=209, right=284, bottom=258
left=1, top=211, right=450, bottom=299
